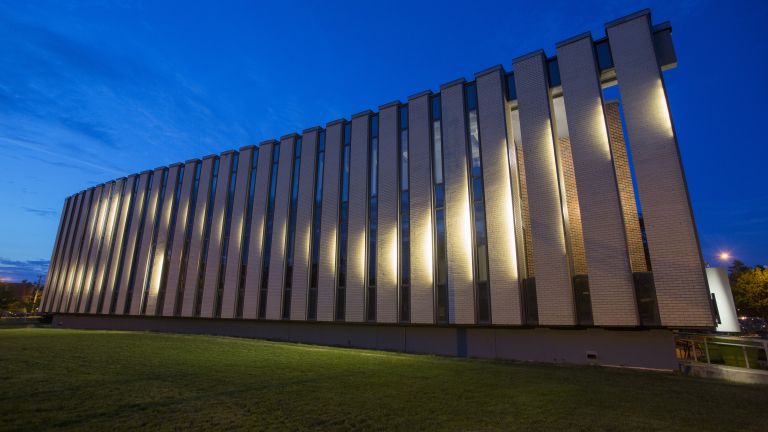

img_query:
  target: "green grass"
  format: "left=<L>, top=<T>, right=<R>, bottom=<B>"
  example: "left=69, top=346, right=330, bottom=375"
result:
left=1, top=328, right=765, bottom=431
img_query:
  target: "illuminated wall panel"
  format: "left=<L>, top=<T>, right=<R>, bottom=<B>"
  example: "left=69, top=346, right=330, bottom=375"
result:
left=162, top=161, right=198, bottom=316
left=513, top=51, right=575, bottom=326
left=376, top=104, right=399, bottom=324
left=556, top=34, right=638, bottom=326
left=290, top=128, right=319, bottom=320
left=100, top=175, right=136, bottom=314
left=476, top=67, right=521, bottom=325
left=440, top=80, right=475, bottom=325
left=180, top=159, right=215, bottom=317
left=65, top=186, right=99, bottom=313
left=220, top=147, right=255, bottom=318
left=78, top=183, right=113, bottom=312
left=406, top=92, right=435, bottom=324
left=128, top=168, right=164, bottom=315
left=115, top=172, right=151, bottom=315
left=607, top=11, right=711, bottom=327
left=41, top=196, right=73, bottom=312
left=265, top=135, right=296, bottom=319
left=199, top=152, right=234, bottom=318
left=89, top=179, right=125, bottom=314
left=241, top=141, right=274, bottom=319
left=316, top=121, right=344, bottom=321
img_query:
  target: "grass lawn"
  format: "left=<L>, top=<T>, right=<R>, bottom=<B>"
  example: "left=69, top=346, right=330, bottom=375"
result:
left=1, top=328, right=766, bottom=431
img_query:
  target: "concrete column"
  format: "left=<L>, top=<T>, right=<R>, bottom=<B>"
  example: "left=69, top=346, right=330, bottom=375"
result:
left=220, top=146, right=256, bottom=318
left=180, top=158, right=215, bottom=317
left=317, top=120, right=344, bottom=322
left=345, top=112, right=370, bottom=322
left=200, top=152, right=235, bottom=318
left=407, top=92, right=435, bottom=324
left=556, top=33, right=638, bottom=326
left=266, top=135, right=297, bottom=320
left=90, top=178, right=125, bottom=314
left=440, top=79, right=475, bottom=325
left=162, top=160, right=198, bottom=317
left=607, top=11, right=712, bottom=327
left=476, top=66, right=522, bottom=325
left=143, top=164, right=181, bottom=316
left=115, top=171, right=151, bottom=315
left=513, top=51, right=575, bottom=326
left=290, top=128, right=319, bottom=320
left=100, top=175, right=136, bottom=314
left=241, top=141, right=274, bottom=319
left=376, top=103, right=400, bottom=324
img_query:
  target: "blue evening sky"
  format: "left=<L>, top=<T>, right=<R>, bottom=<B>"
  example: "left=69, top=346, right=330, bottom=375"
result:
left=1, top=0, right=766, bottom=281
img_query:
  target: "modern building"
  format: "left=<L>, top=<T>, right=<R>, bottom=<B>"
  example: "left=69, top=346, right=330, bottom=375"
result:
left=40, top=10, right=714, bottom=369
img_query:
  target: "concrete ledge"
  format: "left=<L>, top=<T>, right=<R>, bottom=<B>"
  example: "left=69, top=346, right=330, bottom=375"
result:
left=52, top=314, right=678, bottom=370
left=679, top=361, right=768, bottom=384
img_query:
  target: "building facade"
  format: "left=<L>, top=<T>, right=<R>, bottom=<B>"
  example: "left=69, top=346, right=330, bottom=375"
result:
left=41, top=10, right=713, bottom=369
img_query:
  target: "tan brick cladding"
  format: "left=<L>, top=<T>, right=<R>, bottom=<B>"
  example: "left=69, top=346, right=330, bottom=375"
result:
left=608, top=12, right=712, bottom=327
left=515, top=141, right=535, bottom=277
left=605, top=101, right=648, bottom=273
left=179, top=160, right=213, bottom=317
left=41, top=196, right=73, bottom=312
left=376, top=105, right=399, bottom=323
left=513, top=52, right=575, bottom=326
left=317, top=123, right=343, bottom=322
left=162, top=162, right=197, bottom=317
left=557, top=137, right=588, bottom=276
left=346, top=114, right=370, bottom=322
left=476, top=68, right=521, bottom=325
left=130, top=168, right=164, bottom=316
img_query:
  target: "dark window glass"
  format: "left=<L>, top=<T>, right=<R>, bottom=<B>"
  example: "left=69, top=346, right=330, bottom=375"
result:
left=547, top=58, right=561, bottom=87
left=282, top=138, right=302, bottom=319
left=259, top=144, right=280, bottom=318
left=194, top=159, right=220, bottom=317
left=595, top=39, right=614, bottom=71
left=308, top=131, right=326, bottom=320
left=399, top=105, right=410, bottom=323
left=505, top=73, right=517, bottom=101
left=335, top=123, right=352, bottom=321
left=633, top=272, right=661, bottom=327
left=367, top=115, right=379, bottom=321
left=431, top=95, right=448, bottom=323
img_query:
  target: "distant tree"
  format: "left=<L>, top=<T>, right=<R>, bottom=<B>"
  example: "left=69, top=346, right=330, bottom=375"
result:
left=730, top=266, right=768, bottom=319
left=0, top=284, right=15, bottom=310
left=728, top=260, right=749, bottom=278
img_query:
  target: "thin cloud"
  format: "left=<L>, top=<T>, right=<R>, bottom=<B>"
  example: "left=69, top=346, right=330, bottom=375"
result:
left=23, top=207, right=57, bottom=217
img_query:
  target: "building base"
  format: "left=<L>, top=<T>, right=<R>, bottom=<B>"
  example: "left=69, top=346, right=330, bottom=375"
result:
left=52, top=314, right=677, bottom=370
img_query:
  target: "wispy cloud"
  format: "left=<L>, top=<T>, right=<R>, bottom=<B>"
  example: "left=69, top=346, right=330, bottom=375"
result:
left=22, top=207, right=57, bottom=218
left=0, top=258, right=49, bottom=282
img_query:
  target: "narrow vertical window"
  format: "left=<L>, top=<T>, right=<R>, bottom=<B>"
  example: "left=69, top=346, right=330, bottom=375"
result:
left=335, top=124, right=351, bottom=321
left=366, top=116, right=379, bottom=321
left=308, top=131, right=326, bottom=320
left=235, top=149, right=260, bottom=318
left=399, top=106, right=411, bottom=323
left=282, top=138, right=302, bottom=319
left=431, top=95, right=449, bottom=323
left=156, top=165, right=185, bottom=314
left=140, top=169, right=169, bottom=314
left=465, top=83, right=491, bottom=324
left=175, top=162, right=202, bottom=316
left=258, top=144, right=280, bottom=318
left=214, top=153, right=239, bottom=317
left=194, top=158, right=219, bottom=317
left=124, top=172, right=154, bottom=314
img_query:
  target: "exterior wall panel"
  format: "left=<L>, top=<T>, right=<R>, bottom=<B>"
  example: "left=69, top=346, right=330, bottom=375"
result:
left=41, top=196, right=73, bottom=312
left=476, top=68, right=522, bottom=325
left=180, top=159, right=215, bottom=317
left=513, top=52, right=575, bottom=326
left=200, top=153, right=234, bottom=318
left=54, top=191, right=87, bottom=312
left=90, top=178, right=125, bottom=314
left=100, top=175, right=136, bottom=314
left=376, top=105, right=399, bottom=323
left=607, top=12, right=711, bottom=327
left=129, top=169, right=164, bottom=315
left=556, top=35, right=638, bottom=326
left=79, top=183, right=113, bottom=312
left=440, top=81, right=475, bottom=325
left=317, top=122, right=344, bottom=322
left=65, top=187, right=99, bottom=313
left=162, top=161, right=198, bottom=316
left=406, top=93, right=435, bottom=324
left=115, top=172, right=150, bottom=315
left=144, top=164, right=181, bottom=316
left=346, top=114, right=370, bottom=322
left=220, top=147, right=255, bottom=318
left=266, top=136, right=296, bottom=319
left=241, top=142, right=274, bottom=319
left=290, top=129, right=319, bottom=320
